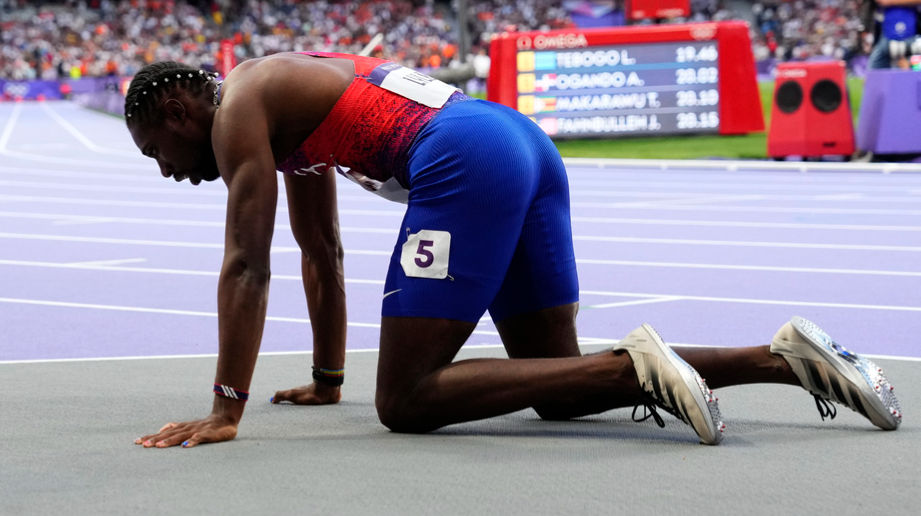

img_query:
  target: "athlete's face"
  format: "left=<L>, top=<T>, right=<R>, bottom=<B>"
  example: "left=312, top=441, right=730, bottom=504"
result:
left=129, top=106, right=221, bottom=186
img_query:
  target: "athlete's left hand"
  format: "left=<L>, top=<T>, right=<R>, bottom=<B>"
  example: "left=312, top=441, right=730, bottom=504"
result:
left=270, top=382, right=341, bottom=405
left=135, top=413, right=238, bottom=449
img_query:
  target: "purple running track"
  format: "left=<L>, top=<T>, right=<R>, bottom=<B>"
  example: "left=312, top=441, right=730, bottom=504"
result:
left=1, top=101, right=920, bottom=362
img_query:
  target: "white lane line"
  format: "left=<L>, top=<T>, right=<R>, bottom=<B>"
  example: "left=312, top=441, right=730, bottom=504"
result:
left=39, top=103, right=139, bottom=157
left=573, top=216, right=921, bottom=232
left=8, top=183, right=921, bottom=217
left=0, top=232, right=224, bottom=249
left=0, top=194, right=406, bottom=217
left=0, top=164, right=160, bottom=183
left=4, top=211, right=921, bottom=251
left=578, top=202, right=921, bottom=216
left=577, top=257, right=921, bottom=277
left=7, top=190, right=921, bottom=217
left=1, top=260, right=917, bottom=312
left=7, top=177, right=921, bottom=210
left=64, top=258, right=147, bottom=267
left=0, top=211, right=223, bottom=226
left=0, top=179, right=229, bottom=197
left=568, top=178, right=921, bottom=194
left=0, top=232, right=394, bottom=256
left=579, top=289, right=921, bottom=312
left=4, top=163, right=919, bottom=201
left=0, top=343, right=512, bottom=366
left=571, top=196, right=921, bottom=208
left=0, top=296, right=503, bottom=337
left=0, top=210, right=384, bottom=235
left=4, top=344, right=917, bottom=365
left=574, top=194, right=767, bottom=209
left=53, top=217, right=120, bottom=226
left=0, top=102, right=22, bottom=152
left=4, top=210, right=920, bottom=233
left=0, top=148, right=145, bottom=169
left=1, top=233, right=916, bottom=275
left=0, top=296, right=373, bottom=327
left=575, top=235, right=921, bottom=252
left=0, top=194, right=228, bottom=211
left=0, top=349, right=384, bottom=365
left=570, top=190, right=921, bottom=204
left=583, top=296, right=681, bottom=309
left=0, top=166, right=380, bottom=200
left=563, top=156, right=921, bottom=174
left=0, top=259, right=388, bottom=284
left=0, top=259, right=381, bottom=287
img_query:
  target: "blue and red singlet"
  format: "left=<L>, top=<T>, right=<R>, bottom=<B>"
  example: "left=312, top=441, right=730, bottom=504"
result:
left=277, top=52, right=470, bottom=199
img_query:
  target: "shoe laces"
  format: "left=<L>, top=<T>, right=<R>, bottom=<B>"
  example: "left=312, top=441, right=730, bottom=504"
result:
left=813, top=394, right=837, bottom=421
left=632, top=403, right=666, bottom=428
left=632, top=391, right=684, bottom=427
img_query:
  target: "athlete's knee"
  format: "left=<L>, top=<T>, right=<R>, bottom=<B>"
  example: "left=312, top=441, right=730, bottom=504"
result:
left=533, top=403, right=576, bottom=421
left=375, top=390, right=437, bottom=434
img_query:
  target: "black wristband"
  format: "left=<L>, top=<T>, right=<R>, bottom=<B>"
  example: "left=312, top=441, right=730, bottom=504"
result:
left=312, top=366, right=344, bottom=387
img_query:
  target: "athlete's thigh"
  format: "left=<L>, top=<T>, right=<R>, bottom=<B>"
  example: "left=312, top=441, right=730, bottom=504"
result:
left=376, top=316, right=476, bottom=400
left=495, top=302, right=581, bottom=359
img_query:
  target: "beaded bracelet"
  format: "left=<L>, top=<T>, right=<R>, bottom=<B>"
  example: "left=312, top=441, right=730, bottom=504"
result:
left=213, top=383, right=249, bottom=401
left=312, top=367, right=345, bottom=387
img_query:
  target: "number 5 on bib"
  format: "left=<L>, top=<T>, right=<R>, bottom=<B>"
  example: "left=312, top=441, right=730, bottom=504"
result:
left=400, top=230, right=451, bottom=279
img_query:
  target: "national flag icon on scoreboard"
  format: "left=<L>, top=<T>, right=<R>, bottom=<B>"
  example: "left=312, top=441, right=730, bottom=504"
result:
left=538, top=117, right=559, bottom=136
left=518, top=73, right=536, bottom=93
left=536, top=96, right=557, bottom=113
left=534, top=73, right=556, bottom=92
left=517, top=51, right=535, bottom=72
left=534, top=52, right=557, bottom=70
left=518, top=95, right=535, bottom=114
left=517, top=95, right=557, bottom=115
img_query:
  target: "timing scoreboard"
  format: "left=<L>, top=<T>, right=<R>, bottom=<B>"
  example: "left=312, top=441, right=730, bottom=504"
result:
left=487, top=21, right=764, bottom=138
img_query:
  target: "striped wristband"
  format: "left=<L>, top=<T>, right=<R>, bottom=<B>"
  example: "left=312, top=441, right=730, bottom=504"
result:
left=213, top=383, right=249, bottom=401
left=312, top=367, right=344, bottom=387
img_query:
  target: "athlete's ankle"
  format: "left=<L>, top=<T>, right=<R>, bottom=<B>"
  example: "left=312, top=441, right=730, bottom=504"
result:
left=609, top=349, right=642, bottom=392
left=762, top=345, right=799, bottom=385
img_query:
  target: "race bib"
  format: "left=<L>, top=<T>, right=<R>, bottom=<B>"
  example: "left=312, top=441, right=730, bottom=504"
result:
left=368, top=62, right=459, bottom=108
left=400, top=229, right=451, bottom=279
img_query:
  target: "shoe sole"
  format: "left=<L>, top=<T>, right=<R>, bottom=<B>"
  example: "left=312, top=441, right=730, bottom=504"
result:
left=638, top=324, right=724, bottom=445
left=790, top=316, right=901, bottom=430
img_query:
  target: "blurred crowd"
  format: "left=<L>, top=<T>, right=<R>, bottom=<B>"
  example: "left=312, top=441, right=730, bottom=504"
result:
left=0, top=0, right=891, bottom=80
left=0, top=0, right=569, bottom=80
left=749, top=1, right=865, bottom=63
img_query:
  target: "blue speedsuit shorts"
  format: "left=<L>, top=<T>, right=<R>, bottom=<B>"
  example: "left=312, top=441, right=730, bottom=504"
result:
left=381, top=99, right=579, bottom=323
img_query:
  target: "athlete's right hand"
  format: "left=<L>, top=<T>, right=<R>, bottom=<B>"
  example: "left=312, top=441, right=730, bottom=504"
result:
left=135, top=413, right=238, bottom=449
left=270, top=382, right=341, bottom=405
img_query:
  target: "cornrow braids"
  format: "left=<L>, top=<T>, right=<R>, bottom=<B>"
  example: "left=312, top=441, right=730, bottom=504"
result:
left=124, top=61, right=220, bottom=126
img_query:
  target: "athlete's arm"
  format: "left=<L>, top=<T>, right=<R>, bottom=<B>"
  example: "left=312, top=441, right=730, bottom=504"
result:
left=137, top=65, right=279, bottom=449
left=265, top=56, right=354, bottom=404
left=271, top=171, right=347, bottom=405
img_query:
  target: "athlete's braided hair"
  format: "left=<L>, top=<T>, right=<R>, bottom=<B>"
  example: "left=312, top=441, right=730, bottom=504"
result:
left=124, top=61, right=220, bottom=126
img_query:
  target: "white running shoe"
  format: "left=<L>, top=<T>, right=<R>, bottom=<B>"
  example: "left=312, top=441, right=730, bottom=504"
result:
left=615, top=324, right=725, bottom=445
left=771, top=316, right=902, bottom=430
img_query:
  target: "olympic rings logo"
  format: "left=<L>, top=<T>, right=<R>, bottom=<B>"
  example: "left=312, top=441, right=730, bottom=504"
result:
left=3, top=82, right=30, bottom=98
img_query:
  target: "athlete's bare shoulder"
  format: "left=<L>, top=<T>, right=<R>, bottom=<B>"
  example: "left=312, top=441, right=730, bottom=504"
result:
left=216, top=53, right=355, bottom=158
left=222, top=54, right=352, bottom=124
